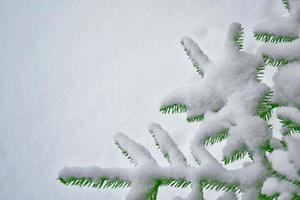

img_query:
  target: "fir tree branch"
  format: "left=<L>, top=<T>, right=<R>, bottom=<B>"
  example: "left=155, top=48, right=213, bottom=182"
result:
left=226, top=23, right=245, bottom=51
left=234, top=26, right=244, bottom=50
left=200, top=178, right=243, bottom=193
left=256, top=91, right=279, bottom=121
left=143, top=178, right=191, bottom=200
left=58, top=176, right=131, bottom=189
left=256, top=64, right=267, bottom=82
left=254, top=33, right=298, bottom=43
left=187, top=114, right=204, bottom=123
left=258, top=193, right=280, bottom=200
left=278, top=117, right=300, bottom=136
left=148, top=123, right=188, bottom=166
left=181, top=37, right=210, bottom=77
left=114, top=132, right=157, bottom=166
left=202, top=129, right=229, bottom=146
left=282, top=0, right=290, bottom=12
left=222, top=145, right=253, bottom=165
left=262, top=54, right=292, bottom=67
left=260, top=140, right=274, bottom=153
left=149, top=131, right=170, bottom=162
left=160, top=103, right=188, bottom=114
left=115, top=142, right=135, bottom=164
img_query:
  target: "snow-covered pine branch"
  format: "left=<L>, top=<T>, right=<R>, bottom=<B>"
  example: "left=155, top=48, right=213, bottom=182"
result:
left=58, top=0, right=300, bottom=199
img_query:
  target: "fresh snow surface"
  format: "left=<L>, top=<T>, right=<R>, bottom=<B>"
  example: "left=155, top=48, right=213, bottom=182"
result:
left=272, top=63, right=300, bottom=108
left=276, top=106, right=300, bottom=124
left=262, top=177, right=296, bottom=200
left=258, top=40, right=300, bottom=61
left=149, top=123, right=187, bottom=167
left=268, top=148, right=299, bottom=180
left=254, top=0, right=300, bottom=37
left=216, top=192, right=237, bottom=200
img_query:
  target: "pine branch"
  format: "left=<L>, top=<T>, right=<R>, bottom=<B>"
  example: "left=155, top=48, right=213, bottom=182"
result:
left=148, top=123, right=187, bottom=166
left=202, top=129, right=229, bottom=146
left=144, top=178, right=191, bottom=200
left=282, top=0, right=290, bottom=12
left=262, top=54, right=291, bottom=67
left=258, top=193, right=280, bottom=200
left=263, top=154, right=300, bottom=188
left=234, top=26, right=244, bottom=50
left=181, top=37, right=209, bottom=77
left=256, top=91, right=279, bottom=121
left=256, top=64, right=267, bottom=82
left=260, top=140, right=274, bottom=153
left=222, top=145, right=253, bottom=165
left=160, top=103, right=188, bottom=114
left=114, top=132, right=157, bottom=166
left=278, top=117, right=300, bottom=136
left=58, top=176, right=130, bottom=189
left=187, top=114, right=204, bottom=122
left=159, top=178, right=191, bottom=188
left=226, top=23, right=245, bottom=51
left=115, top=142, right=135, bottom=164
left=149, top=130, right=171, bottom=163
left=200, top=178, right=242, bottom=193
left=254, top=33, right=298, bottom=43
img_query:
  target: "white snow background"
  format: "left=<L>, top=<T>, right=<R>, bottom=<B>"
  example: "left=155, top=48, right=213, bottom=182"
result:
left=0, top=0, right=286, bottom=199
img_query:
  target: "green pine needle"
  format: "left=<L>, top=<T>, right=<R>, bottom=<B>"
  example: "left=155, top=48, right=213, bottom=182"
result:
left=260, top=140, right=274, bottom=153
left=282, top=0, right=290, bottom=12
left=278, top=117, right=300, bottom=136
left=234, top=26, right=244, bottom=50
left=160, top=104, right=188, bottom=114
left=222, top=145, right=253, bottom=165
left=258, top=193, right=280, bottom=200
left=144, top=178, right=191, bottom=200
left=256, top=91, right=279, bottom=121
left=159, top=178, right=191, bottom=188
left=262, top=54, right=291, bottom=67
left=200, top=178, right=242, bottom=193
left=149, top=129, right=171, bottom=163
left=202, top=129, right=229, bottom=146
left=180, top=40, right=204, bottom=77
left=115, top=142, right=135, bottom=164
left=58, top=176, right=130, bottom=189
left=187, top=114, right=204, bottom=122
left=256, top=64, right=267, bottom=82
left=263, top=153, right=300, bottom=189
left=254, top=33, right=298, bottom=43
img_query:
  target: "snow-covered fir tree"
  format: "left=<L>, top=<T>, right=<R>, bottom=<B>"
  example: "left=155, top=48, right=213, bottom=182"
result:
left=58, top=1, right=300, bottom=199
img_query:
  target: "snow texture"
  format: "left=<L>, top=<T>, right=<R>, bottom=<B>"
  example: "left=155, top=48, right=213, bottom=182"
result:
left=216, top=192, right=237, bottom=200
left=262, top=177, right=296, bottom=200
left=277, top=106, right=300, bottom=124
left=149, top=123, right=187, bottom=167
left=258, top=40, right=300, bottom=62
left=254, top=0, right=300, bottom=38
left=272, top=63, right=300, bottom=108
